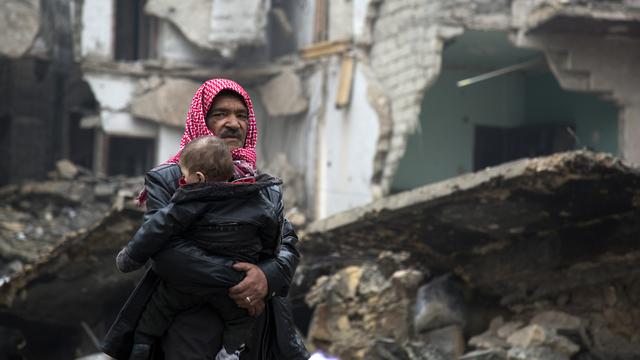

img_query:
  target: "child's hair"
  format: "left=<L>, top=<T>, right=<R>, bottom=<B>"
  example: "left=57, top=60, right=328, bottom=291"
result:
left=179, top=136, right=234, bottom=182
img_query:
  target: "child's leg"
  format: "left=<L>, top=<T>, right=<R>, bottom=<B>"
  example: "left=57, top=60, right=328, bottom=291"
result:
left=135, top=281, right=202, bottom=344
left=209, top=294, right=255, bottom=355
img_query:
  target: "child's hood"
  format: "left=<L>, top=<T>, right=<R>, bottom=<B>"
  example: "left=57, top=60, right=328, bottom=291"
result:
left=170, top=173, right=282, bottom=203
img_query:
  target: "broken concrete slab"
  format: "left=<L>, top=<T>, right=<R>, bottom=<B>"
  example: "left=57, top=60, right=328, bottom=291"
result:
left=301, top=151, right=640, bottom=303
left=145, top=0, right=270, bottom=56
left=130, top=78, right=201, bottom=128
left=208, top=0, right=270, bottom=53
left=258, top=69, right=309, bottom=117
left=145, top=0, right=213, bottom=50
left=0, top=0, right=40, bottom=58
left=523, top=2, right=640, bottom=36
left=0, top=173, right=144, bottom=359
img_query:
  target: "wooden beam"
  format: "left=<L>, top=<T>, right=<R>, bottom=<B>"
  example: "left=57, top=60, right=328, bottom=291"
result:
left=336, top=55, right=355, bottom=108
left=300, top=40, right=351, bottom=60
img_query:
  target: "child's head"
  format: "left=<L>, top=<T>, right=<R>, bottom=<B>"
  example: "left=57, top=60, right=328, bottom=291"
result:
left=179, top=135, right=234, bottom=184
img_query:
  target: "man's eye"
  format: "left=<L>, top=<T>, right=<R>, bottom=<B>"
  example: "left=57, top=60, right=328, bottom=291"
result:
left=211, top=112, right=226, bottom=119
left=237, top=113, right=248, bottom=120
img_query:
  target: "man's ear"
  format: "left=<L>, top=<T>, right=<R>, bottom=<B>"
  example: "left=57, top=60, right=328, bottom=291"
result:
left=195, top=171, right=206, bottom=183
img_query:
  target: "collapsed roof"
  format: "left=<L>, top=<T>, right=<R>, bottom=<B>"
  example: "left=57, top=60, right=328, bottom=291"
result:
left=302, top=151, right=640, bottom=304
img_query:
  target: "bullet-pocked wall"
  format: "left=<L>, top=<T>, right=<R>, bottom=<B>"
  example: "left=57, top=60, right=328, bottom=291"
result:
left=391, top=31, right=619, bottom=192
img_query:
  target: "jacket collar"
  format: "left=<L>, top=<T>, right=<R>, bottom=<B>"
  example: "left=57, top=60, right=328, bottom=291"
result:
left=171, top=173, right=282, bottom=203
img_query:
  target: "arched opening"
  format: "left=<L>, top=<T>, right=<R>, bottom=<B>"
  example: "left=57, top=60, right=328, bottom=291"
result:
left=391, top=30, right=619, bottom=193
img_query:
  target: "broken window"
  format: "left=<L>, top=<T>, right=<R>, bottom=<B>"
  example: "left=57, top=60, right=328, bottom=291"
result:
left=114, top=0, right=157, bottom=61
left=391, top=30, right=619, bottom=193
left=107, top=136, right=155, bottom=176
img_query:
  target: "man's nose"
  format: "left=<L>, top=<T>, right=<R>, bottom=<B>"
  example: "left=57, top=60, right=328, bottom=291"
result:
left=225, top=115, right=241, bottom=129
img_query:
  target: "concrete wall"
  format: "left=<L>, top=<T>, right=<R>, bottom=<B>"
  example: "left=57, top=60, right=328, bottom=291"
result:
left=392, top=69, right=525, bottom=190
left=156, top=125, right=183, bottom=164
left=316, top=59, right=379, bottom=217
left=523, top=73, right=618, bottom=155
left=81, top=0, right=114, bottom=60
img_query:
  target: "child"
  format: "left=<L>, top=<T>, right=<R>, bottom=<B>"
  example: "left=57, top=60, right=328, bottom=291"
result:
left=115, top=135, right=282, bottom=360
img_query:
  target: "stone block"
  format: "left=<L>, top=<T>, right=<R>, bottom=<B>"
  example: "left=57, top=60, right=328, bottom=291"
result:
left=418, top=325, right=465, bottom=359
left=460, top=349, right=507, bottom=360
left=506, top=346, right=569, bottom=360
left=414, top=275, right=466, bottom=333
left=530, top=311, right=582, bottom=331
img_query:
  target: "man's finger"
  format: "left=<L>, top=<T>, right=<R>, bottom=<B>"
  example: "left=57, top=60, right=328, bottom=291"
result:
left=229, top=280, right=251, bottom=296
left=232, top=262, right=254, bottom=272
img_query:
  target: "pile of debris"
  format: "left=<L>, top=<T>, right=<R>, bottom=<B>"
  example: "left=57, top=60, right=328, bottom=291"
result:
left=299, top=151, right=640, bottom=360
left=0, top=160, right=145, bottom=359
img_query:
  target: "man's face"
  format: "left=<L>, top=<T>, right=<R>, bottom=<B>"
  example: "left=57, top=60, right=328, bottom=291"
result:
left=206, top=93, right=248, bottom=151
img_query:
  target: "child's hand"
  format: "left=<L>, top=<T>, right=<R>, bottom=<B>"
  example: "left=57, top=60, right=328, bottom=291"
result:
left=115, top=248, right=144, bottom=273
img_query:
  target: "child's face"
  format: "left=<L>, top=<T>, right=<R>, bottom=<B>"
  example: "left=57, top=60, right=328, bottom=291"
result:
left=179, top=165, right=206, bottom=184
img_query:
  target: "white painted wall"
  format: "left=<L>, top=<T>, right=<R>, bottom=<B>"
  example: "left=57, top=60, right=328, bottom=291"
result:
left=352, top=0, right=372, bottom=41
left=156, top=125, right=183, bottom=163
left=85, top=73, right=136, bottom=111
left=101, top=111, right=158, bottom=137
left=318, top=59, right=379, bottom=218
left=81, top=0, right=114, bottom=60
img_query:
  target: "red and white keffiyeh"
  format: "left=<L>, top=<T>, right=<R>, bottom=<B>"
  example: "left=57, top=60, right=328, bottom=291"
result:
left=137, top=78, right=258, bottom=204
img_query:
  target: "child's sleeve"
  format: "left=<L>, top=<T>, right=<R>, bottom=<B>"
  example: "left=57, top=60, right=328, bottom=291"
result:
left=125, top=202, right=207, bottom=265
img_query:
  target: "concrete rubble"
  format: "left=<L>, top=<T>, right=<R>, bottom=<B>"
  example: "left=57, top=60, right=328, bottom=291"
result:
left=0, top=160, right=144, bottom=359
left=299, top=151, right=640, bottom=359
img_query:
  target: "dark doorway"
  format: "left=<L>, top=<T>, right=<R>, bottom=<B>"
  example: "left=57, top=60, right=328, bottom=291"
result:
left=107, top=136, right=155, bottom=176
left=474, top=123, right=576, bottom=171
left=68, top=112, right=95, bottom=170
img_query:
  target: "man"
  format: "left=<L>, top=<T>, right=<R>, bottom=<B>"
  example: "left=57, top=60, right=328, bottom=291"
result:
left=102, top=78, right=309, bottom=360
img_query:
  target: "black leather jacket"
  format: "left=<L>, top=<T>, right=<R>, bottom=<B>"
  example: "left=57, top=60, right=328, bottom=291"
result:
left=101, top=164, right=309, bottom=360
left=126, top=174, right=283, bottom=266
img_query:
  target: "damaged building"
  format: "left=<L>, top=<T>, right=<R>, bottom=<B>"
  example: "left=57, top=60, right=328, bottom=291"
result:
left=1, top=0, right=640, bottom=359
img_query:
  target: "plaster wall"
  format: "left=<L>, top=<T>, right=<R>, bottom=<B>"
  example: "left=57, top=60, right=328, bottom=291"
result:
left=156, top=125, right=183, bottom=163
left=392, top=69, right=525, bottom=190
left=518, top=33, right=640, bottom=165
left=81, top=0, right=114, bottom=60
left=156, top=22, right=216, bottom=64
left=317, top=58, right=378, bottom=218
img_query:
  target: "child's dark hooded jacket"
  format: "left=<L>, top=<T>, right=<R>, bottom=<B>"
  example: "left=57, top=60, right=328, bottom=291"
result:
left=126, top=173, right=283, bottom=274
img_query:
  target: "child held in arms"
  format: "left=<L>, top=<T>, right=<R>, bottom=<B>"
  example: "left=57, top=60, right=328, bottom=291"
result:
left=115, top=135, right=282, bottom=360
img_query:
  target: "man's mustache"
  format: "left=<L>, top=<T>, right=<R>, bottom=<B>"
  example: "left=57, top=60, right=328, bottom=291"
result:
left=218, top=128, right=241, bottom=139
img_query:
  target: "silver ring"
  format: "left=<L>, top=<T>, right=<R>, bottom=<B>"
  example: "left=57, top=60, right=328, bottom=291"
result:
left=245, top=296, right=251, bottom=303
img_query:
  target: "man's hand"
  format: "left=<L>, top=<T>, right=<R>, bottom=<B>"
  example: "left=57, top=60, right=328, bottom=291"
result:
left=229, top=262, right=268, bottom=317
